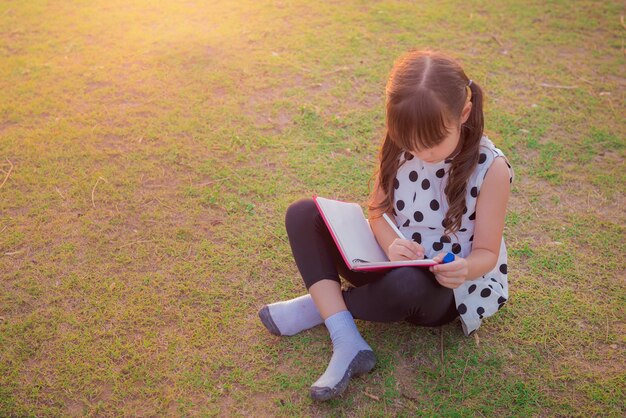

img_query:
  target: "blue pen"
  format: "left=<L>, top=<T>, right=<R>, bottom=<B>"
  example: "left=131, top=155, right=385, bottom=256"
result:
left=442, top=252, right=455, bottom=264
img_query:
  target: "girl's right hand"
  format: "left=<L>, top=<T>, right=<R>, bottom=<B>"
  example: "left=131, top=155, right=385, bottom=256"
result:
left=388, top=239, right=425, bottom=261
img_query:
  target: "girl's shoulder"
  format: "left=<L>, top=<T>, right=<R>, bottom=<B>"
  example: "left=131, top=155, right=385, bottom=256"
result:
left=476, top=136, right=514, bottom=183
left=479, top=136, right=506, bottom=160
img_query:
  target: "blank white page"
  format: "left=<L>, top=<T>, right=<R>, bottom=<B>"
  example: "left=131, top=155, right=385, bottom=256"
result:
left=315, top=197, right=389, bottom=265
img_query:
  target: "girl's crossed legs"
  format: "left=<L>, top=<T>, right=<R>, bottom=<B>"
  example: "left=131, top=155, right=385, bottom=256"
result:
left=259, top=199, right=458, bottom=401
left=284, top=198, right=458, bottom=326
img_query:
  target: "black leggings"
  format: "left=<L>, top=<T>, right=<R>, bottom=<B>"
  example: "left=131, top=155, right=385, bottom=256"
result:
left=285, top=198, right=458, bottom=327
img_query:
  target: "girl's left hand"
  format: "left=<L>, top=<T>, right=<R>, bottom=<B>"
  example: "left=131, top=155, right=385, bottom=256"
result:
left=429, top=254, right=469, bottom=289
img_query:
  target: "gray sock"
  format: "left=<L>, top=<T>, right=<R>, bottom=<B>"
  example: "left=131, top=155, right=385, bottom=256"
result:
left=310, top=310, right=376, bottom=401
left=258, top=294, right=323, bottom=336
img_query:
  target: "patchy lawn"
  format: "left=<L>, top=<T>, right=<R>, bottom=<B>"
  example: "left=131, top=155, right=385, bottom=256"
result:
left=1, top=0, right=624, bottom=416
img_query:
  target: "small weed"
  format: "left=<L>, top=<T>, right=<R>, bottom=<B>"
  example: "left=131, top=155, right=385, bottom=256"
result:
left=509, top=241, right=534, bottom=258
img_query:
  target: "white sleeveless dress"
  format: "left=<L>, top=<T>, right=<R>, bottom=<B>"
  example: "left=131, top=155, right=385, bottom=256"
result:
left=393, top=136, right=513, bottom=336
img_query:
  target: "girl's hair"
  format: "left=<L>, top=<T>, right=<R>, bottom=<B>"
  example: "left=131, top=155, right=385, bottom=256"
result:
left=369, top=49, right=484, bottom=236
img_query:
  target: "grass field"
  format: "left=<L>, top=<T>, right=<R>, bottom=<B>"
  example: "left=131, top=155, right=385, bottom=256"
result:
left=1, top=0, right=624, bottom=416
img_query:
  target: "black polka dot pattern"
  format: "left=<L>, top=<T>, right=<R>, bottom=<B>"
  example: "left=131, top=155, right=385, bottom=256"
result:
left=469, top=211, right=476, bottom=221
left=404, top=152, right=414, bottom=160
left=413, top=211, right=423, bottom=222
left=409, top=171, right=418, bottom=182
left=397, top=200, right=405, bottom=211
left=441, top=235, right=451, bottom=243
left=452, top=243, right=461, bottom=254
left=433, top=242, right=443, bottom=251
left=422, top=179, right=430, bottom=190
left=471, top=187, right=478, bottom=198
left=499, top=264, right=508, bottom=274
left=480, top=288, right=491, bottom=298
left=402, top=219, right=410, bottom=227
left=458, top=303, right=467, bottom=314
left=412, top=232, right=421, bottom=243
left=479, top=153, right=487, bottom=164
left=394, top=178, right=400, bottom=189
left=468, top=284, right=476, bottom=294
left=436, top=168, right=445, bottom=178
left=430, top=200, right=440, bottom=211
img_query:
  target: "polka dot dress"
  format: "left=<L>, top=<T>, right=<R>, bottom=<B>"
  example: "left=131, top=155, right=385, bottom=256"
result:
left=393, top=136, right=513, bottom=336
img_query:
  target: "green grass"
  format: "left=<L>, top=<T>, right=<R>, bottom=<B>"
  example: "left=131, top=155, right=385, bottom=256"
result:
left=1, top=0, right=624, bottom=416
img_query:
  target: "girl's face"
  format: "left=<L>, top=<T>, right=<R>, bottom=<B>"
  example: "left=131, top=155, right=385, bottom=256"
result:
left=410, top=124, right=461, bottom=163
left=409, top=101, right=472, bottom=164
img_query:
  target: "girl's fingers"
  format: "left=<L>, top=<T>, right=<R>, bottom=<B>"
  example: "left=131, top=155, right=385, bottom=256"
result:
left=436, top=267, right=465, bottom=277
left=394, top=240, right=422, bottom=259
left=398, top=246, right=419, bottom=260
left=431, top=262, right=458, bottom=274
left=394, top=247, right=410, bottom=260
left=396, top=239, right=417, bottom=251
left=408, top=242, right=425, bottom=257
left=431, top=258, right=466, bottom=273
left=435, top=275, right=464, bottom=289
left=435, top=276, right=455, bottom=288
left=390, top=244, right=410, bottom=260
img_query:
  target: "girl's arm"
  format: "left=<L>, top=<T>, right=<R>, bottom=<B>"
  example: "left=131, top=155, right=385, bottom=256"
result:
left=369, top=177, right=424, bottom=260
left=430, top=157, right=510, bottom=287
left=465, top=156, right=511, bottom=277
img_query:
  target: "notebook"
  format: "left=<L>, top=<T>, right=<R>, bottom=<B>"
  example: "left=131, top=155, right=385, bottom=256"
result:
left=313, top=196, right=439, bottom=271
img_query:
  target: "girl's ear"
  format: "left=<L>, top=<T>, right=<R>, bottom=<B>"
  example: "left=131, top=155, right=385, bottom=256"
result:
left=461, top=101, right=472, bottom=124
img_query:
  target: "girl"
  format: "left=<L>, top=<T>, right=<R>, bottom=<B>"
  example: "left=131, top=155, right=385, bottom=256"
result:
left=259, top=50, right=512, bottom=401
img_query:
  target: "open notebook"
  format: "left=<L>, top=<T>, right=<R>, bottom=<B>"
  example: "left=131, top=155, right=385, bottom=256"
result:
left=313, top=196, right=439, bottom=271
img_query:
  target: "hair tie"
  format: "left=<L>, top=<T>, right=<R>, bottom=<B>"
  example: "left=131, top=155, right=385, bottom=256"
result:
left=468, top=79, right=473, bottom=87
left=466, top=84, right=472, bottom=102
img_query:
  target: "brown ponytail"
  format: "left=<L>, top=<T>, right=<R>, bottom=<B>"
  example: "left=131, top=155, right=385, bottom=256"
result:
left=443, top=81, right=484, bottom=234
left=374, top=132, right=402, bottom=215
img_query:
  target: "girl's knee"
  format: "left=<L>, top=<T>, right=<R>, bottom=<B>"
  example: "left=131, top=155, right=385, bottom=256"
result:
left=382, top=268, right=431, bottom=303
left=285, top=198, right=318, bottom=231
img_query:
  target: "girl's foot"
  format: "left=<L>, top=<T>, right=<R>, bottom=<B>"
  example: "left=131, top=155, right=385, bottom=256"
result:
left=258, top=294, right=323, bottom=336
left=310, top=310, right=377, bottom=401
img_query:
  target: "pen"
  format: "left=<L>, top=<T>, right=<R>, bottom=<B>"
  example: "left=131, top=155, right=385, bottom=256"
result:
left=382, top=213, right=405, bottom=239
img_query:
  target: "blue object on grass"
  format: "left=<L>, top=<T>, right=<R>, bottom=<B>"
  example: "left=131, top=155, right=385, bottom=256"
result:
left=442, top=252, right=455, bottom=264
